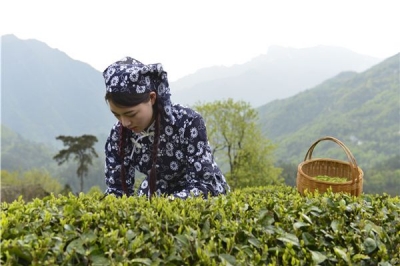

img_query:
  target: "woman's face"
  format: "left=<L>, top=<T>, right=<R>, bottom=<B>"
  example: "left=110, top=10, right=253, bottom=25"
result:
left=108, top=92, right=156, bottom=133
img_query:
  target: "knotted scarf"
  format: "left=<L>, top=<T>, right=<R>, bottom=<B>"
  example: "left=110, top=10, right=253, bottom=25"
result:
left=103, top=56, right=175, bottom=125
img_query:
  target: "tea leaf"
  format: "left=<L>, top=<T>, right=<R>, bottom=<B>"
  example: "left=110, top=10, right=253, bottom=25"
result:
left=302, top=232, right=316, bottom=246
left=301, top=213, right=313, bottom=224
left=248, top=237, right=261, bottom=248
left=294, top=221, right=309, bottom=230
left=219, top=254, right=236, bottom=266
left=126, top=229, right=136, bottom=241
left=91, top=254, right=110, bottom=266
left=66, top=238, right=85, bottom=255
left=130, top=258, right=152, bottom=265
left=330, top=220, right=340, bottom=233
left=310, top=250, right=327, bottom=264
left=333, top=247, right=349, bottom=263
left=363, top=237, right=377, bottom=254
left=277, top=233, right=300, bottom=247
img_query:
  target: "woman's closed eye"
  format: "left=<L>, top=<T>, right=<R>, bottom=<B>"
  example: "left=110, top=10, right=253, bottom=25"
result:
left=112, top=111, right=137, bottom=118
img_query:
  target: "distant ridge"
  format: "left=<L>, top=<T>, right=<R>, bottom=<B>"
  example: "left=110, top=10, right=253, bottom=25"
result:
left=170, top=45, right=381, bottom=107
left=0, top=34, right=388, bottom=150
left=1, top=34, right=116, bottom=146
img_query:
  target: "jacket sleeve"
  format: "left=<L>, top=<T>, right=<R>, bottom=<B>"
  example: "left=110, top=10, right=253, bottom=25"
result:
left=104, top=122, right=135, bottom=197
left=180, top=112, right=230, bottom=198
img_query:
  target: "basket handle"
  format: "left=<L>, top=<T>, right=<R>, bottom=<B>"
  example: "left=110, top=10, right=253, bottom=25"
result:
left=304, top=136, right=359, bottom=183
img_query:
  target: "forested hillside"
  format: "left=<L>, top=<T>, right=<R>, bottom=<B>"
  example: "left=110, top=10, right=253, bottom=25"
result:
left=257, top=54, right=400, bottom=195
left=258, top=53, right=400, bottom=167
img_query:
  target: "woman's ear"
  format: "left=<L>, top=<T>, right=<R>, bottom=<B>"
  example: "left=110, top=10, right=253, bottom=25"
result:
left=150, top=91, right=157, bottom=105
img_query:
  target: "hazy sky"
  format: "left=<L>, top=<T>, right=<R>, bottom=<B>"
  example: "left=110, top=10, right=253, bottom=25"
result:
left=1, top=0, right=399, bottom=81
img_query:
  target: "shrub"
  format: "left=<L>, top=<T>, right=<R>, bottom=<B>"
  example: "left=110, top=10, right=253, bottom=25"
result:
left=1, top=186, right=399, bottom=265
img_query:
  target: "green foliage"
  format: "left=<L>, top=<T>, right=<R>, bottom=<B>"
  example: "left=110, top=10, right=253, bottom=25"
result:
left=1, top=186, right=399, bottom=265
left=0, top=169, right=63, bottom=203
left=85, top=186, right=103, bottom=196
left=1, top=169, right=62, bottom=194
left=194, top=99, right=283, bottom=189
left=54, top=135, right=99, bottom=193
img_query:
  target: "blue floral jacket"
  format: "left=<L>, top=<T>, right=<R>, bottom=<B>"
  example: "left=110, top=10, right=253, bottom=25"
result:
left=104, top=103, right=230, bottom=199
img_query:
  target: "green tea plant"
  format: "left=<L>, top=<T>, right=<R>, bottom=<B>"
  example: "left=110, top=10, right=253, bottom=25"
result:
left=1, top=186, right=399, bottom=265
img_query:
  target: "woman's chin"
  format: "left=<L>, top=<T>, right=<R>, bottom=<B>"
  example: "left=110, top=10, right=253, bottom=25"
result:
left=131, top=127, right=142, bottom=133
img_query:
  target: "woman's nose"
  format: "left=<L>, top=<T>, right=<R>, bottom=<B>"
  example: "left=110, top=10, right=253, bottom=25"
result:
left=121, top=116, right=131, bottom=127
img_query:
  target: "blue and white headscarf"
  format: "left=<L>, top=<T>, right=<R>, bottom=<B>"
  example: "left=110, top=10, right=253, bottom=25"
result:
left=103, top=57, right=175, bottom=125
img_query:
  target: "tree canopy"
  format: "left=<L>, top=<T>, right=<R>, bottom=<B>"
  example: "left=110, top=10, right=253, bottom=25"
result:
left=194, top=99, right=283, bottom=189
left=53, top=135, right=99, bottom=192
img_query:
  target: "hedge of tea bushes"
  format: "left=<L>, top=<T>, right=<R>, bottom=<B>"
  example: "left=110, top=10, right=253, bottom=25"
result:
left=1, top=185, right=399, bottom=265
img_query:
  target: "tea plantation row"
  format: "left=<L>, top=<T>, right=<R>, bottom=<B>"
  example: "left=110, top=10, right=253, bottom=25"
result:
left=1, top=185, right=399, bottom=265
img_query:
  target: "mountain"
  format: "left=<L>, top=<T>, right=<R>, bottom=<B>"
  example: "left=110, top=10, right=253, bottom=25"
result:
left=1, top=34, right=116, bottom=146
left=0, top=34, right=388, bottom=151
left=1, top=34, right=398, bottom=194
left=170, top=45, right=381, bottom=107
left=258, top=53, right=400, bottom=167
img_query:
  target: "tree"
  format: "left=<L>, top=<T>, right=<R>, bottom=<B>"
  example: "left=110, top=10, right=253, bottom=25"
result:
left=53, top=135, right=98, bottom=192
left=194, top=99, right=283, bottom=189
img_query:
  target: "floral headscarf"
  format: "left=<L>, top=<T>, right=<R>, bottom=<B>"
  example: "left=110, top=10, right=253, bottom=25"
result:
left=103, top=56, right=175, bottom=124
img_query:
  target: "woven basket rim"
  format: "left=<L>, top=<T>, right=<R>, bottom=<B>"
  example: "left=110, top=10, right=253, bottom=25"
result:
left=299, top=157, right=352, bottom=165
left=296, top=136, right=364, bottom=196
left=298, top=160, right=363, bottom=183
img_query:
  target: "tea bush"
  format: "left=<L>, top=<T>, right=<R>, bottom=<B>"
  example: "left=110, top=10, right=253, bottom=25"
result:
left=1, top=185, right=399, bottom=265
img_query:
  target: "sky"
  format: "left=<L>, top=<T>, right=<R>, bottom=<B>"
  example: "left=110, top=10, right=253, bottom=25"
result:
left=1, top=0, right=399, bottom=82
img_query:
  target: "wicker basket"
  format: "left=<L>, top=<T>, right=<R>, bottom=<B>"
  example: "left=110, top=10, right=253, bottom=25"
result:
left=297, top=136, right=363, bottom=196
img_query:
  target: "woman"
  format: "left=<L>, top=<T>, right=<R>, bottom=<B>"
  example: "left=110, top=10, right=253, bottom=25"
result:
left=103, top=57, right=230, bottom=199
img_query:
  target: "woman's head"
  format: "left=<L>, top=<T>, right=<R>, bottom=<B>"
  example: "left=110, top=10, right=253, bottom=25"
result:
left=106, top=91, right=157, bottom=133
left=102, top=57, right=176, bottom=125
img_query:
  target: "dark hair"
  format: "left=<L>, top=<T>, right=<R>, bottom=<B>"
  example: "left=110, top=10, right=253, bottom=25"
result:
left=105, top=91, right=162, bottom=199
left=105, top=91, right=150, bottom=107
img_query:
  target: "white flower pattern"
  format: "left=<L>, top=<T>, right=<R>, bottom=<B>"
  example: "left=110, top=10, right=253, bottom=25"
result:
left=104, top=104, right=230, bottom=199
